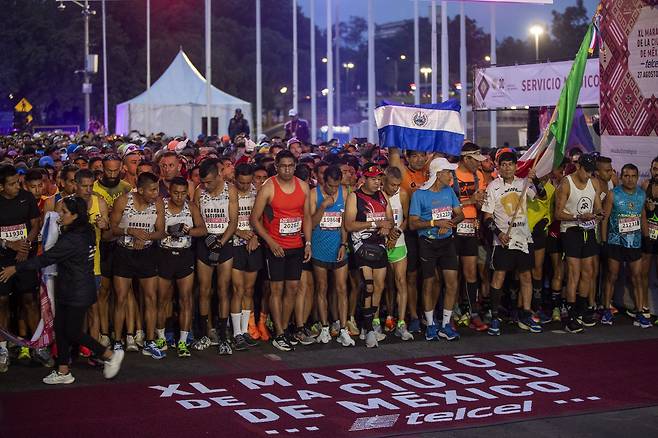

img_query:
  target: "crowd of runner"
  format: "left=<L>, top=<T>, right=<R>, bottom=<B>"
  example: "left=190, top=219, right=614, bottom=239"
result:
left=0, top=124, right=657, bottom=385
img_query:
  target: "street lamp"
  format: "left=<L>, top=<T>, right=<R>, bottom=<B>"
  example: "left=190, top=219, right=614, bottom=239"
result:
left=529, top=25, right=544, bottom=61
left=484, top=55, right=491, bottom=63
left=420, top=67, right=432, bottom=83
left=400, top=54, right=407, bottom=61
left=342, top=62, right=355, bottom=94
left=321, top=57, right=328, bottom=63
left=280, top=86, right=288, bottom=94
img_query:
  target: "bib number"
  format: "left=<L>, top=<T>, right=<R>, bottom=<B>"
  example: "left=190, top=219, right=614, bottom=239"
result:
left=319, top=212, right=342, bottom=230
left=431, top=207, right=452, bottom=221
left=0, top=224, right=28, bottom=242
left=279, top=217, right=302, bottom=235
left=618, top=216, right=640, bottom=233
left=649, top=222, right=658, bottom=240
left=238, top=214, right=251, bottom=231
left=207, top=217, right=228, bottom=234
left=579, top=219, right=596, bottom=230
left=456, top=220, right=476, bottom=236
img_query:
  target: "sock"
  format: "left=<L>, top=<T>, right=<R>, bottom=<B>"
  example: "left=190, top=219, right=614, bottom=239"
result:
left=165, top=316, right=175, bottom=332
left=509, top=280, right=520, bottom=301
left=230, top=313, right=242, bottom=337
left=551, top=289, right=561, bottom=309
left=199, top=315, right=208, bottom=335
left=372, top=317, right=380, bottom=327
left=424, top=310, right=435, bottom=326
left=531, top=279, right=543, bottom=311
left=241, top=310, right=251, bottom=334
left=156, top=328, right=165, bottom=340
left=482, top=295, right=491, bottom=312
left=566, top=302, right=577, bottom=320
left=442, top=309, right=452, bottom=327
left=466, top=282, right=479, bottom=316
left=490, top=286, right=503, bottom=319
left=218, top=318, right=229, bottom=340
left=576, top=296, right=588, bottom=317
left=363, top=307, right=376, bottom=332
left=180, top=330, right=189, bottom=344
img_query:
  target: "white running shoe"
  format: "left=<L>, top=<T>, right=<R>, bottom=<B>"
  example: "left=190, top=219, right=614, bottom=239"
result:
left=208, top=329, right=220, bottom=346
left=103, top=349, right=124, bottom=379
left=126, top=335, right=139, bottom=352
left=395, top=323, right=414, bottom=341
left=317, top=326, right=331, bottom=344
left=337, top=328, right=355, bottom=347
left=43, top=370, right=75, bottom=385
left=0, top=346, right=9, bottom=373
left=365, top=330, right=378, bottom=348
left=99, top=334, right=111, bottom=348
left=134, top=330, right=145, bottom=348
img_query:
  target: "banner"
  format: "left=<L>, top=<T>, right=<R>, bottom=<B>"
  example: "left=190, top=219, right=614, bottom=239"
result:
left=473, top=59, right=599, bottom=110
left=600, top=0, right=658, bottom=177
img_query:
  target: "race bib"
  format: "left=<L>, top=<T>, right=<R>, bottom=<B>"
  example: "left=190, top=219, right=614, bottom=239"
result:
left=392, top=208, right=401, bottom=225
left=431, top=207, right=452, bottom=221
left=0, top=224, right=27, bottom=242
left=579, top=219, right=596, bottom=230
left=618, top=216, right=640, bottom=233
left=206, top=217, right=229, bottom=234
left=238, top=214, right=251, bottom=231
left=456, top=220, right=476, bottom=236
left=649, top=222, right=658, bottom=240
left=366, top=212, right=387, bottom=226
left=319, top=211, right=342, bottom=230
left=279, top=217, right=302, bottom=235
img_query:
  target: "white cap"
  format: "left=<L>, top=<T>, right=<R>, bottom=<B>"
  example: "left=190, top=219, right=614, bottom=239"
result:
left=288, top=108, right=298, bottom=117
left=419, top=157, right=458, bottom=190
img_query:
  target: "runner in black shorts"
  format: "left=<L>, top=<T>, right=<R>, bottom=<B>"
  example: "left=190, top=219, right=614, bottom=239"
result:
left=157, top=177, right=205, bottom=357
left=640, top=157, right=658, bottom=324
left=230, top=164, right=262, bottom=351
left=110, top=172, right=165, bottom=358
left=345, top=163, right=393, bottom=348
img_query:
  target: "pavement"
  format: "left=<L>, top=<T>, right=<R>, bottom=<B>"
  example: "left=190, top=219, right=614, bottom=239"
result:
left=2, top=315, right=658, bottom=437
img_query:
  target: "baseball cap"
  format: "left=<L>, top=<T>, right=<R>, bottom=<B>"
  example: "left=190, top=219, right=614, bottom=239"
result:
left=287, top=137, right=301, bottom=148
left=121, top=143, right=142, bottom=159
left=362, top=162, right=384, bottom=178
left=288, top=108, right=298, bottom=117
left=420, top=157, right=458, bottom=190
left=67, top=144, right=81, bottom=155
left=460, top=149, right=487, bottom=162
left=38, top=156, right=55, bottom=168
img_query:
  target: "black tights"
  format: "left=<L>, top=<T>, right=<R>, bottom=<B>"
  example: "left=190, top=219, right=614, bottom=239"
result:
left=55, top=303, right=106, bottom=367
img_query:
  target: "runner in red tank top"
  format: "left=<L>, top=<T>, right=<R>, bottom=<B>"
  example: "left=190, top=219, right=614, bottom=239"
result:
left=251, top=150, right=312, bottom=352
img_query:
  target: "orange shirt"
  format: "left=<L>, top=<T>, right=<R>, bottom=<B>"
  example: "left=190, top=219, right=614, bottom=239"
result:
left=452, top=167, right=486, bottom=219
left=401, top=164, right=429, bottom=195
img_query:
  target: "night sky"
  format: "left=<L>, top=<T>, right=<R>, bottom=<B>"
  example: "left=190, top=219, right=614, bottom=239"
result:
left=299, top=0, right=600, bottom=40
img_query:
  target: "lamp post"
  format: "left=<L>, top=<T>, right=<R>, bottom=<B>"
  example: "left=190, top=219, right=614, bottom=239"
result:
left=342, top=62, right=354, bottom=95
left=529, top=25, right=544, bottom=61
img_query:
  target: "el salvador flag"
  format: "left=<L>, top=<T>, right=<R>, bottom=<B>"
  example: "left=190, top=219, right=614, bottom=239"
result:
left=375, top=99, right=465, bottom=156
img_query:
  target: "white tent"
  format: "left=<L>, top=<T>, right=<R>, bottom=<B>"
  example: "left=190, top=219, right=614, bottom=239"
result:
left=115, top=49, right=251, bottom=138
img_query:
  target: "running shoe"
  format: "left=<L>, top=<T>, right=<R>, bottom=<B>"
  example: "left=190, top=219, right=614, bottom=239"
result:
left=635, top=313, right=652, bottom=329
left=346, top=317, right=360, bottom=336
left=601, top=309, right=613, bottom=325
left=518, top=316, right=542, bottom=333
left=126, top=335, right=139, bottom=352
left=192, top=336, right=211, bottom=351
left=641, top=307, right=651, bottom=319
left=247, top=313, right=260, bottom=340
left=552, top=307, right=562, bottom=322
left=112, top=340, right=124, bottom=351
left=565, top=319, right=584, bottom=334
left=99, top=334, right=111, bottom=348
left=165, top=332, right=176, bottom=348
left=425, top=324, right=439, bottom=341
left=233, top=334, right=249, bottom=351
left=330, top=320, right=341, bottom=337
left=626, top=308, right=637, bottom=319
left=0, top=346, right=9, bottom=373
left=384, top=316, right=396, bottom=332
left=337, top=328, right=355, bottom=347
left=42, top=370, right=75, bottom=385
left=373, top=318, right=383, bottom=334
left=294, top=329, right=316, bottom=346
left=33, top=348, right=54, bottom=368
left=142, top=340, right=166, bottom=359
left=365, top=330, right=378, bottom=348
left=286, top=331, right=299, bottom=346
left=310, top=322, right=322, bottom=338
left=560, top=305, right=569, bottom=320
left=134, top=330, right=145, bottom=348
left=577, top=313, right=597, bottom=328
left=103, top=349, right=124, bottom=379
left=79, top=345, right=92, bottom=358
left=395, top=321, right=414, bottom=341
left=155, top=338, right=168, bottom=351
left=317, top=326, right=331, bottom=344
left=272, top=334, right=293, bottom=352
left=208, top=328, right=220, bottom=346
left=457, top=314, right=470, bottom=327
left=177, top=341, right=191, bottom=358
left=488, top=318, right=501, bottom=336
left=536, top=310, right=552, bottom=325
left=469, top=315, right=489, bottom=332
left=243, top=332, right=259, bottom=347
left=257, top=318, right=271, bottom=342
left=439, top=323, right=460, bottom=341
left=408, top=318, right=421, bottom=334
left=217, top=339, right=233, bottom=355
left=18, top=346, right=30, bottom=361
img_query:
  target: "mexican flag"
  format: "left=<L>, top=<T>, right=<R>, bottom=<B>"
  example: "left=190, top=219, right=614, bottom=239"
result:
left=517, top=23, right=595, bottom=178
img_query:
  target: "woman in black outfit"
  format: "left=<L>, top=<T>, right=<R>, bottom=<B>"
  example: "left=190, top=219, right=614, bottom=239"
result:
left=0, top=196, right=124, bottom=384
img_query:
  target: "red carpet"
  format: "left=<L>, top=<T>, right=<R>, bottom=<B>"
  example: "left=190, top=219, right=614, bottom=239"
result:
left=2, top=339, right=658, bottom=437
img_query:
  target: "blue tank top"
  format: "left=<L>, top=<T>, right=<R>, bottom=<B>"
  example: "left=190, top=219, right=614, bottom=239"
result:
left=311, top=185, right=345, bottom=263
left=607, top=185, right=645, bottom=249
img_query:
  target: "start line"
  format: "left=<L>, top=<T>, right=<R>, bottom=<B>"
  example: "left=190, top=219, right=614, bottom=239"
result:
left=2, top=339, right=658, bottom=437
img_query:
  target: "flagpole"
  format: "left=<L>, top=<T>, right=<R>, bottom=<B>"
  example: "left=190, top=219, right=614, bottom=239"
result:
left=310, top=0, right=317, bottom=143
left=256, top=0, right=262, bottom=140
left=205, top=0, right=211, bottom=136
left=367, top=0, right=375, bottom=144
left=431, top=0, right=437, bottom=103
left=441, top=1, right=449, bottom=102
left=413, top=0, right=420, bottom=105
left=489, top=4, right=496, bottom=148
left=326, top=0, right=334, bottom=140
left=292, top=0, right=298, bottom=114
left=459, top=2, right=467, bottom=130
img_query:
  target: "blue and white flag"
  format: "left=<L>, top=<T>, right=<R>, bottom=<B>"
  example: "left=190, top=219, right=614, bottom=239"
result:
left=374, top=99, right=465, bottom=155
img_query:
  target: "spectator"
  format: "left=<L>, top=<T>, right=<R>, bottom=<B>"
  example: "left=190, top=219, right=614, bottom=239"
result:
left=284, top=109, right=310, bottom=144
left=228, top=109, right=250, bottom=141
